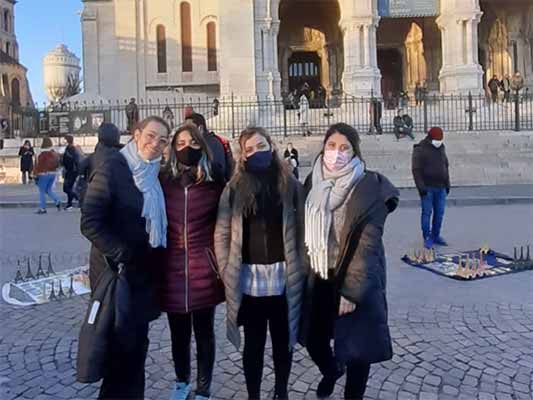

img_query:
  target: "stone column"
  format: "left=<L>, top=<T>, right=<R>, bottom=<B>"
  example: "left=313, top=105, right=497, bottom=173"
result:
left=437, top=0, right=483, bottom=94
left=81, top=6, right=100, bottom=95
left=342, top=17, right=381, bottom=96
left=254, top=18, right=281, bottom=99
left=219, top=0, right=257, bottom=98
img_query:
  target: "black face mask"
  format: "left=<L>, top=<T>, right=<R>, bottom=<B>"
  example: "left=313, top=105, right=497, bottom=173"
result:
left=176, top=146, right=203, bottom=166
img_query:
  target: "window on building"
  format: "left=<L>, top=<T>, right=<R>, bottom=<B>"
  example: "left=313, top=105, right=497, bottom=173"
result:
left=156, top=25, right=167, bottom=73
left=207, top=22, right=217, bottom=71
left=5, top=41, right=10, bottom=56
left=11, top=78, right=20, bottom=107
left=180, top=2, right=192, bottom=72
left=4, top=10, right=9, bottom=33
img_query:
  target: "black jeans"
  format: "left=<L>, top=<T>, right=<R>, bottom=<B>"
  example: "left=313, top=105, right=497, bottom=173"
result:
left=167, top=307, right=216, bottom=397
left=98, top=323, right=149, bottom=400
left=239, top=294, right=292, bottom=399
left=63, top=170, right=78, bottom=206
left=306, top=277, right=370, bottom=400
left=21, top=170, right=32, bottom=184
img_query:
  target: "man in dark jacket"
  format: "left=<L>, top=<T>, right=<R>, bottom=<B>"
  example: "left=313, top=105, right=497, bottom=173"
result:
left=488, top=75, right=500, bottom=103
left=62, top=135, right=80, bottom=210
left=78, top=123, right=122, bottom=207
left=412, top=127, right=451, bottom=248
left=185, top=112, right=234, bottom=181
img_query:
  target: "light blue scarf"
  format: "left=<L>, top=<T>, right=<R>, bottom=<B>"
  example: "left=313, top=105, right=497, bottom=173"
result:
left=120, top=140, right=167, bottom=248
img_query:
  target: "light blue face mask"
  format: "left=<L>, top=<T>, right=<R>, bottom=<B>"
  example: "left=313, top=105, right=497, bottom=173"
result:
left=432, top=140, right=443, bottom=148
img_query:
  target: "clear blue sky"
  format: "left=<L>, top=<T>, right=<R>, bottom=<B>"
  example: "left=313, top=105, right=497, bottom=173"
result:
left=16, top=0, right=83, bottom=105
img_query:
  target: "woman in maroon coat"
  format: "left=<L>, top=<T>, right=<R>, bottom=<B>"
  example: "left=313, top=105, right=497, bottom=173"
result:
left=159, top=125, right=225, bottom=400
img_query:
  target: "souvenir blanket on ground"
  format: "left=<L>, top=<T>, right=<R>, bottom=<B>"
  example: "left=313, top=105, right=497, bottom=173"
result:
left=2, top=265, right=90, bottom=306
left=401, top=246, right=532, bottom=281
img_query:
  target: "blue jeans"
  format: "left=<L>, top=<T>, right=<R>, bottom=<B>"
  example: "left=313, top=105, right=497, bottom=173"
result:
left=37, top=173, right=61, bottom=209
left=420, top=187, right=447, bottom=240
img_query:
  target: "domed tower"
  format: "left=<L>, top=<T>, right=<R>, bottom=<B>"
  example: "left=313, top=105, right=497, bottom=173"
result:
left=43, top=44, right=81, bottom=103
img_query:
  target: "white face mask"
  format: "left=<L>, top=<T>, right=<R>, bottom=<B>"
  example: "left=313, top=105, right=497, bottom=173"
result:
left=432, top=140, right=443, bottom=148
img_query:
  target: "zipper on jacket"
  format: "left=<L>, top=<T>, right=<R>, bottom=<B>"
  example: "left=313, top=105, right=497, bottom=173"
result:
left=184, top=186, right=190, bottom=313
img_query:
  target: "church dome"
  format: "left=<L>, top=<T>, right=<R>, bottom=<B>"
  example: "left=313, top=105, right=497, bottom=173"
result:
left=43, top=44, right=81, bottom=102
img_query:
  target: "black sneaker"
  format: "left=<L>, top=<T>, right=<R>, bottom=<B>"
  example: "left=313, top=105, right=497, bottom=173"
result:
left=35, top=209, right=47, bottom=215
left=64, top=205, right=74, bottom=211
left=56, top=202, right=62, bottom=211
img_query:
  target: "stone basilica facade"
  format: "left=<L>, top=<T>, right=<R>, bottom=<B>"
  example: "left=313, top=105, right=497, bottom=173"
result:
left=81, top=0, right=533, bottom=101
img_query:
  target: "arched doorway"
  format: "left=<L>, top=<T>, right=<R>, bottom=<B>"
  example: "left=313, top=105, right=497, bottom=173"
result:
left=278, top=0, right=343, bottom=98
left=487, top=19, right=511, bottom=79
left=11, top=78, right=20, bottom=107
left=378, top=48, right=403, bottom=98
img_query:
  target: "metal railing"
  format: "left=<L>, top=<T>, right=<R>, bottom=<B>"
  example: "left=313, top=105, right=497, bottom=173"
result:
left=8, top=91, right=533, bottom=139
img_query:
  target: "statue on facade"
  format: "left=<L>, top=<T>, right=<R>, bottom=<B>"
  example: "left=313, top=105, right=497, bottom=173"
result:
left=125, top=98, right=139, bottom=133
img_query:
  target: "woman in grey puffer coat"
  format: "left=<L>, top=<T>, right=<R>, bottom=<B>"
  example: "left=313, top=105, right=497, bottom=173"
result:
left=214, top=127, right=307, bottom=400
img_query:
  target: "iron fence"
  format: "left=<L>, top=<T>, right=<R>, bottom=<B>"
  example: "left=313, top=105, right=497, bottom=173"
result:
left=8, top=91, right=533, bottom=139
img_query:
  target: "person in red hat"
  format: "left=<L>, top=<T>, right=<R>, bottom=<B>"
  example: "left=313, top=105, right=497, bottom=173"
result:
left=411, top=126, right=451, bottom=248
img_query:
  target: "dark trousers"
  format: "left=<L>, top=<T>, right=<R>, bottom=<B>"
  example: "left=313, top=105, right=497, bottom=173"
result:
left=239, top=294, right=292, bottom=399
left=420, top=187, right=447, bottom=240
left=21, top=170, right=32, bottom=184
left=63, top=170, right=79, bottom=206
left=98, top=323, right=149, bottom=400
left=167, top=307, right=216, bottom=397
left=307, top=277, right=370, bottom=400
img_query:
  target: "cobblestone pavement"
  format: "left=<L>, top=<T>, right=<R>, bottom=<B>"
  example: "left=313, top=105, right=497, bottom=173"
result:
left=1, top=205, right=532, bottom=400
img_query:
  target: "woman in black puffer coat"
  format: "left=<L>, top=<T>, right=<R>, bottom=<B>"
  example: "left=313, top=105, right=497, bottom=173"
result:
left=299, top=123, right=399, bottom=400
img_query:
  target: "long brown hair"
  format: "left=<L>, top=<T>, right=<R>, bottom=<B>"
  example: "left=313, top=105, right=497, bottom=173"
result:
left=161, top=124, right=215, bottom=183
left=230, top=127, right=292, bottom=216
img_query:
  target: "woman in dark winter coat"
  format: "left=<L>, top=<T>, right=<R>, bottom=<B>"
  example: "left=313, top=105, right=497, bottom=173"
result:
left=299, top=123, right=399, bottom=400
left=215, top=127, right=307, bottom=400
left=18, top=140, right=34, bottom=184
left=159, top=125, right=225, bottom=400
left=80, top=116, right=170, bottom=400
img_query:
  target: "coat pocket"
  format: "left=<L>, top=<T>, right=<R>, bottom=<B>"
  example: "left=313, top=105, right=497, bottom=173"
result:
left=205, top=248, right=221, bottom=280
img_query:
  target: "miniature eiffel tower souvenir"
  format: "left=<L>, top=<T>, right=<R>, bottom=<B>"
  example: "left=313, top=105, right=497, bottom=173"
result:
left=25, top=257, right=35, bottom=280
left=35, top=255, right=46, bottom=279
left=67, top=275, right=75, bottom=297
left=14, top=261, right=24, bottom=284
left=46, top=252, right=55, bottom=276
left=57, top=280, right=66, bottom=299
left=48, top=281, right=57, bottom=301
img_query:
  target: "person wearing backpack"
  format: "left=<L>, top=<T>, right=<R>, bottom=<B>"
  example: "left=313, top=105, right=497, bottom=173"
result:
left=185, top=113, right=234, bottom=182
left=62, top=135, right=81, bottom=210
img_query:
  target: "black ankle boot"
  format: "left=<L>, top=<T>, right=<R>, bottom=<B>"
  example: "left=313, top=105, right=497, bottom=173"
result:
left=316, top=365, right=345, bottom=398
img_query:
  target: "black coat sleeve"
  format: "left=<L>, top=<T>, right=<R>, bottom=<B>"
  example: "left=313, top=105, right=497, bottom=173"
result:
left=411, top=145, right=426, bottom=194
left=80, top=161, right=133, bottom=265
left=444, top=151, right=451, bottom=190
left=339, top=217, right=385, bottom=305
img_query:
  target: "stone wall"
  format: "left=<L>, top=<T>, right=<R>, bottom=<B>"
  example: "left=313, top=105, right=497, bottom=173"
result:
left=1, top=131, right=532, bottom=186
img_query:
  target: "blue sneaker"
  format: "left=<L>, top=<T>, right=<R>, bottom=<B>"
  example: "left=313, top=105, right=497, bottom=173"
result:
left=433, top=237, right=448, bottom=246
left=169, top=382, right=192, bottom=400
left=424, top=237, right=434, bottom=249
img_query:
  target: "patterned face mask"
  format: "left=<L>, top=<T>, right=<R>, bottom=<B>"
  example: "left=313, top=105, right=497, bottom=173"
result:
left=323, top=149, right=352, bottom=171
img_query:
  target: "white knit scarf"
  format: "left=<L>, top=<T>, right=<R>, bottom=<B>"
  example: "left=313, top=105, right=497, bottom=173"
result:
left=305, top=156, right=365, bottom=279
left=120, top=140, right=167, bottom=248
